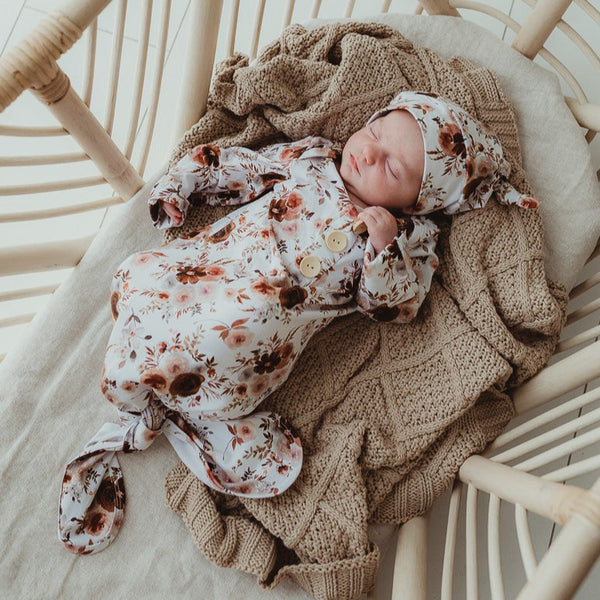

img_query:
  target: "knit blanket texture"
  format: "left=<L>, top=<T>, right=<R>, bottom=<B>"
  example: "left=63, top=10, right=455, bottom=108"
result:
left=163, top=22, right=567, bottom=600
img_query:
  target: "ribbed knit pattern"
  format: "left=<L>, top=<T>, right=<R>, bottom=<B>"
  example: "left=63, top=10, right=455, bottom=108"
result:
left=163, top=22, right=568, bottom=600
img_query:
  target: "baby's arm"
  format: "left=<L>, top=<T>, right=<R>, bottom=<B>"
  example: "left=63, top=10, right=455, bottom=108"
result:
left=148, top=144, right=286, bottom=229
left=355, top=216, right=439, bottom=323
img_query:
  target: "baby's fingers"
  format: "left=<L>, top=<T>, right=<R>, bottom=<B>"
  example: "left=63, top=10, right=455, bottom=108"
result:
left=162, top=202, right=182, bottom=225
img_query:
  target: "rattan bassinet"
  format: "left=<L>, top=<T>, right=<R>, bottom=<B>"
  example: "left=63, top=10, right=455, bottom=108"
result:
left=0, top=1, right=599, bottom=599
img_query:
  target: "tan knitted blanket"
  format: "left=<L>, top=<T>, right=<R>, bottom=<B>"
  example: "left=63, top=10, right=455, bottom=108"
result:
left=163, top=22, right=567, bottom=600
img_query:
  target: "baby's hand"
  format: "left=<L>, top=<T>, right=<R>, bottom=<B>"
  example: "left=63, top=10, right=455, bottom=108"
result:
left=357, top=206, right=398, bottom=255
left=161, top=201, right=182, bottom=226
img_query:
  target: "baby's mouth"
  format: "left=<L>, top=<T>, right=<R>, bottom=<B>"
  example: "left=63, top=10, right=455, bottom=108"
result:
left=349, top=154, right=359, bottom=175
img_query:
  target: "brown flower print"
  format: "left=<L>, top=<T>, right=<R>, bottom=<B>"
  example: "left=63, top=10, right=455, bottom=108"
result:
left=280, top=146, right=305, bottom=162
left=97, top=477, right=125, bottom=512
left=279, top=286, right=307, bottom=308
left=251, top=278, right=276, bottom=297
left=207, top=221, right=235, bottom=243
left=176, top=264, right=225, bottom=284
left=259, top=172, right=286, bottom=187
left=234, top=383, right=247, bottom=397
left=176, top=265, right=207, bottom=284
left=268, top=198, right=287, bottom=221
left=520, top=197, right=539, bottom=209
left=369, top=304, right=401, bottom=322
left=82, top=510, right=109, bottom=536
left=278, top=342, right=294, bottom=366
left=254, top=351, right=281, bottom=374
left=190, top=144, right=220, bottom=167
left=110, top=291, right=120, bottom=320
left=438, top=121, right=466, bottom=158
left=169, top=372, right=204, bottom=397
left=466, top=154, right=493, bottom=180
left=464, top=155, right=495, bottom=199
left=140, top=369, right=168, bottom=392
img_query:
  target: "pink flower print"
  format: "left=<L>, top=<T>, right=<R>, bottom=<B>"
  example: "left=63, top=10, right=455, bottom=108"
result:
left=230, top=481, right=257, bottom=495
left=397, top=303, right=418, bottom=322
left=162, top=353, right=191, bottom=378
left=197, top=282, right=216, bottom=300
left=342, top=203, right=360, bottom=219
left=172, top=286, right=196, bottom=307
left=237, top=420, right=256, bottom=442
left=270, top=368, right=288, bottom=387
left=281, top=221, right=298, bottom=236
left=249, top=375, right=270, bottom=397
left=213, top=318, right=254, bottom=349
left=204, top=265, right=225, bottom=279
left=276, top=432, right=293, bottom=458
left=286, top=190, right=303, bottom=210
left=239, top=367, right=254, bottom=382
left=223, top=328, right=255, bottom=349
left=120, top=381, right=137, bottom=393
left=131, top=252, right=153, bottom=267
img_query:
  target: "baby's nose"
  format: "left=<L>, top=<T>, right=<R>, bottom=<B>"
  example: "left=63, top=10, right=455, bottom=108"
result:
left=362, top=144, right=379, bottom=165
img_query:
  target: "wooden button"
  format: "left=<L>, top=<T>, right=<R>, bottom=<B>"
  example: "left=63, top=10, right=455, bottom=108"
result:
left=352, top=220, right=368, bottom=235
left=326, top=231, right=347, bottom=252
left=299, top=255, right=321, bottom=277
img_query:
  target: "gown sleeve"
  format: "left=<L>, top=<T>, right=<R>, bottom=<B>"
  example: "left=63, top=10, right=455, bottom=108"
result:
left=148, top=144, right=288, bottom=229
left=355, top=216, right=440, bottom=324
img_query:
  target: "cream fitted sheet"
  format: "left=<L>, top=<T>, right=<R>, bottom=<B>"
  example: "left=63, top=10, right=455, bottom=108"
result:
left=1, top=14, right=598, bottom=600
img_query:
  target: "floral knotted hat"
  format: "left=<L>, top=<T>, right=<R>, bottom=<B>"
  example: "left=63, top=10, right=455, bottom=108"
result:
left=367, top=91, right=539, bottom=215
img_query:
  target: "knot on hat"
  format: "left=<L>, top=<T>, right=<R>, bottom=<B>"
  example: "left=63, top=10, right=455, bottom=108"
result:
left=121, top=400, right=166, bottom=452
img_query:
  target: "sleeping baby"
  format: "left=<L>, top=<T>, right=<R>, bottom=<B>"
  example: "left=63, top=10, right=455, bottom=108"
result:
left=59, top=91, right=538, bottom=554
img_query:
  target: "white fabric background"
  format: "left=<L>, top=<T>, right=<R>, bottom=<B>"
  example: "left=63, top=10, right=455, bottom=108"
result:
left=1, top=15, right=598, bottom=600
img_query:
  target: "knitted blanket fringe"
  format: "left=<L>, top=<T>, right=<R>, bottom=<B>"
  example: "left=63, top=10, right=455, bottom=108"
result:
left=163, top=22, right=567, bottom=600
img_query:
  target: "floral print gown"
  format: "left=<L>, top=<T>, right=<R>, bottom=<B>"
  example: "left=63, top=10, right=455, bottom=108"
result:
left=59, top=136, right=439, bottom=554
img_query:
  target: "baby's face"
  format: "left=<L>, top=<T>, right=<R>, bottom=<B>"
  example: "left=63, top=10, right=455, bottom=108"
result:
left=339, top=110, right=424, bottom=212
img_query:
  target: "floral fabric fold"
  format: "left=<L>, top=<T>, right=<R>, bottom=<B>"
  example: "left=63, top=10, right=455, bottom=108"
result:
left=59, top=397, right=301, bottom=554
